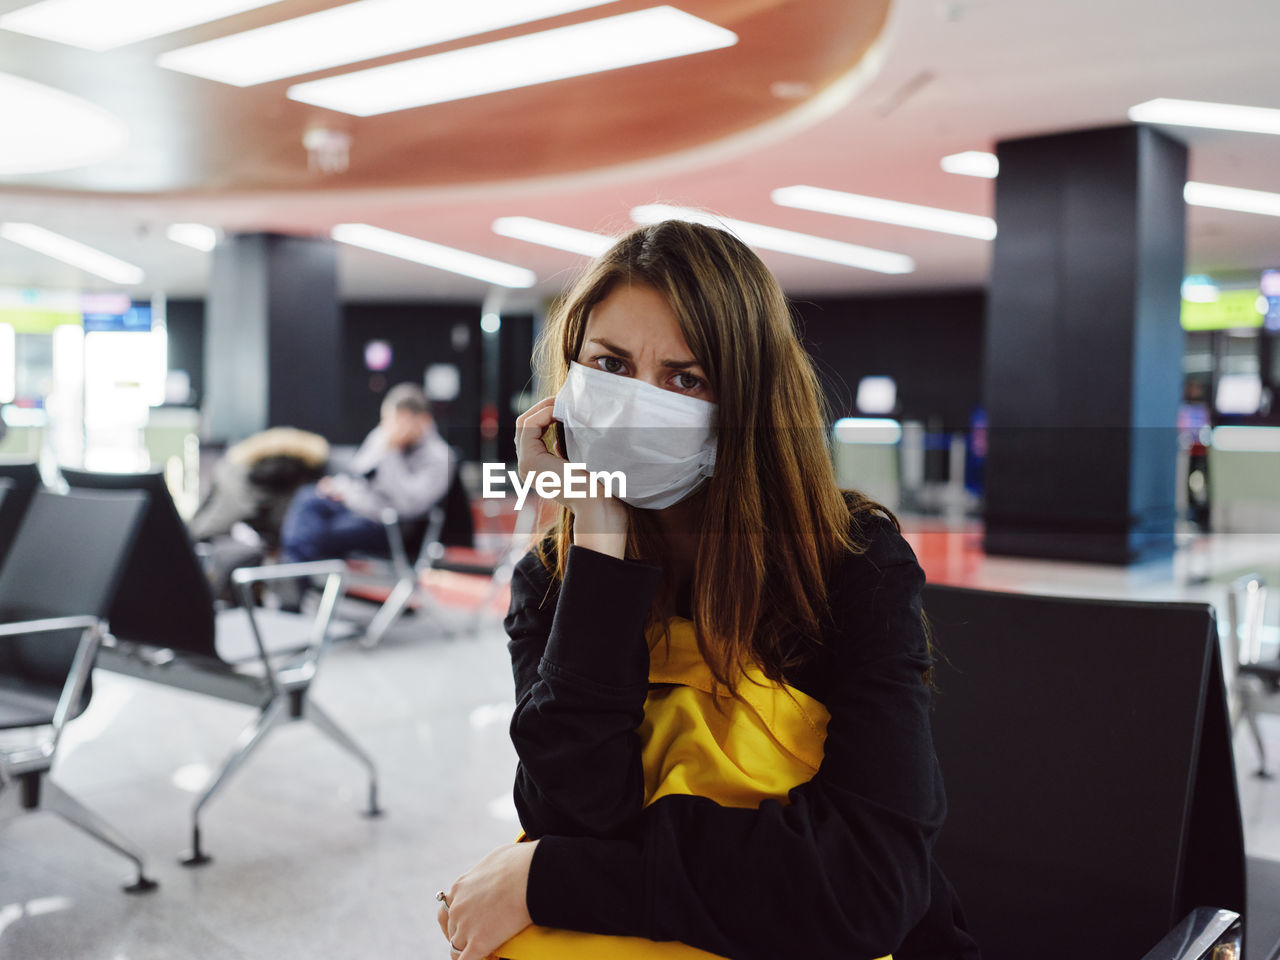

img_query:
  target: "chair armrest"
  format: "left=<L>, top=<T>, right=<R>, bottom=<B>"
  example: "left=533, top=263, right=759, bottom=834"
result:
left=1139, top=907, right=1241, bottom=960
left=380, top=506, right=445, bottom=575
left=0, top=614, right=102, bottom=638
left=0, top=616, right=104, bottom=754
left=230, top=560, right=347, bottom=584
left=380, top=509, right=412, bottom=575
left=229, top=561, right=346, bottom=692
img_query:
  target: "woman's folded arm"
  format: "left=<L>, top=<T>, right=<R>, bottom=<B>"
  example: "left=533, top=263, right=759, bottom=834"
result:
left=505, top=544, right=662, bottom=840
left=515, top=521, right=948, bottom=959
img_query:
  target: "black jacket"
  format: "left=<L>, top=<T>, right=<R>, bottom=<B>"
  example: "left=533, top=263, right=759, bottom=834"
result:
left=504, top=514, right=981, bottom=960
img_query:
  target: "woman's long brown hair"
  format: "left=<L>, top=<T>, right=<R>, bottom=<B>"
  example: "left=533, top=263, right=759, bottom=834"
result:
left=533, top=219, right=891, bottom=694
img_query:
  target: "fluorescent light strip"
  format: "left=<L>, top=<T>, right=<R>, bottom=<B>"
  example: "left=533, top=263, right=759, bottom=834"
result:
left=288, top=6, right=736, bottom=117
left=167, top=223, right=218, bottom=252
left=0, top=72, right=128, bottom=174
left=0, top=223, right=144, bottom=285
left=1130, top=98, right=1280, bottom=136
left=941, top=151, right=998, bottom=178
left=772, top=185, right=997, bottom=240
left=1185, top=182, right=1280, bottom=218
left=332, top=224, right=536, bottom=288
left=0, top=0, right=284, bottom=52
left=492, top=217, right=614, bottom=257
left=159, top=0, right=620, bottom=87
left=631, top=205, right=915, bottom=275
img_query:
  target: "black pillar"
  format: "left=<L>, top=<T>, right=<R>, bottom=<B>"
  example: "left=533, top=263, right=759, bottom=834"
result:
left=982, top=125, right=1188, bottom=564
left=206, top=233, right=342, bottom=441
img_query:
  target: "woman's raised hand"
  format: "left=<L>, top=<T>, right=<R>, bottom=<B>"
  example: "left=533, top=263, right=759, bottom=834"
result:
left=514, top=396, right=627, bottom=558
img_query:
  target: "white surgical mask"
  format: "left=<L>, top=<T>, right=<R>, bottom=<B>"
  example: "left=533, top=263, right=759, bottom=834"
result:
left=552, top=361, right=717, bottom=510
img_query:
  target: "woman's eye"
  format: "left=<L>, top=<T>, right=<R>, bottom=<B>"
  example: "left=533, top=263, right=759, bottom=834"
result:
left=675, top=372, right=703, bottom=392
left=597, top=356, right=626, bottom=374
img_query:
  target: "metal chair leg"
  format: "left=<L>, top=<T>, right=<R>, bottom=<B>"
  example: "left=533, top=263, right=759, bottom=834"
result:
left=1240, top=682, right=1274, bottom=779
left=361, top=577, right=418, bottom=649
left=0, top=764, right=18, bottom=823
left=304, top=698, right=382, bottom=817
left=42, top=778, right=158, bottom=893
left=183, top=696, right=288, bottom=866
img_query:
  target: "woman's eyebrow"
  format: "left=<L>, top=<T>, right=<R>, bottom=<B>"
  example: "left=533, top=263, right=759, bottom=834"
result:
left=588, top=337, right=701, bottom=370
left=588, top=337, right=633, bottom=358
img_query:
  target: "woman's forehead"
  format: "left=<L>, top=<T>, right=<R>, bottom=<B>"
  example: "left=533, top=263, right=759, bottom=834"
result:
left=581, top=282, right=696, bottom=360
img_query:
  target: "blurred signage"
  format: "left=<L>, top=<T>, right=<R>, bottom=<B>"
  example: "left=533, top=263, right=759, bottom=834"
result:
left=0, top=288, right=80, bottom=332
left=1180, top=288, right=1264, bottom=331
left=82, top=303, right=152, bottom=332
left=1262, top=269, right=1280, bottom=332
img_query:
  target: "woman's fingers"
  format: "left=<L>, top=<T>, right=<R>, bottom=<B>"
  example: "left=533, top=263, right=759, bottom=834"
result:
left=515, top=398, right=557, bottom=453
left=515, top=398, right=571, bottom=505
left=436, top=904, right=449, bottom=939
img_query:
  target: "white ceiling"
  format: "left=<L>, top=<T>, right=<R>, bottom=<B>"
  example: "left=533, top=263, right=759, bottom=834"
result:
left=1, top=0, right=1278, bottom=305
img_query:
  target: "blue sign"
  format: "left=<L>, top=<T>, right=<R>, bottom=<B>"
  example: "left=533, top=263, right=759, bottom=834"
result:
left=83, top=305, right=152, bottom=332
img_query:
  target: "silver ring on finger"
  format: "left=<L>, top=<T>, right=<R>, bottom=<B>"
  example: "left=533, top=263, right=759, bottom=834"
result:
left=435, top=890, right=449, bottom=909
left=450, top=941, right=464, bottom=955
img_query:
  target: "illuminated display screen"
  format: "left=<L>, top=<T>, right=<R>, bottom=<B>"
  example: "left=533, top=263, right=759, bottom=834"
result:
left=82, top=304, right=152, bottom=332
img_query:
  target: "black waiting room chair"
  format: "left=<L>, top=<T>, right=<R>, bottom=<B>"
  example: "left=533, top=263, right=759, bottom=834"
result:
left=0, top=487, right=153, bottom=892
left=0, top=460, right=42, bottom=570
left=61, top=469, right=381, bottom=865
left=922, top=584, right=1253, bottom=960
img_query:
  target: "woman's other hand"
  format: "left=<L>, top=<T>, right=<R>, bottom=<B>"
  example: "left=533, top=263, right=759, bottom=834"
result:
left=437, top=840, right=538, bottom=960
left=515, top=397, right=626, bottom=558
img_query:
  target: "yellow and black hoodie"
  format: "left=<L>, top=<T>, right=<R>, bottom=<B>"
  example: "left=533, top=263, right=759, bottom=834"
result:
left=498, top=514, right=980, bottom=960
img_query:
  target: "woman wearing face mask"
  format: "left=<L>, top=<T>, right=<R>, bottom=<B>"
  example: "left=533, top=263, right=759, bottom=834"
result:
left=436, top=220, right=980, bottom=960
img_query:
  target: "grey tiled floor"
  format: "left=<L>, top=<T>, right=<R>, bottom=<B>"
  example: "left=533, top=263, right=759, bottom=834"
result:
left=4, top=589, right=1280, bottom=960
left=1, top=604, right=520, bottom=960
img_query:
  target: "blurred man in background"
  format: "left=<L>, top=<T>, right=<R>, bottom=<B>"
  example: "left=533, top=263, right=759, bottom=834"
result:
left=280, top=382, right=453, bottom=563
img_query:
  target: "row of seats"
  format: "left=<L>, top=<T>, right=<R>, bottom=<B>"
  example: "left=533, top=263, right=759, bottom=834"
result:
left=0, top=461, right=1267, bottom=959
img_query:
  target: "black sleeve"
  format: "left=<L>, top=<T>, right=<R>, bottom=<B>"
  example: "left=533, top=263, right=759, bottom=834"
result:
left=522, top=517, right=947, bottom=960
left=505, top=543, right=662, bottom=840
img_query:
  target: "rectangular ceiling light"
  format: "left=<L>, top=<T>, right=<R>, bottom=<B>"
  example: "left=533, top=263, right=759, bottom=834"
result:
left=288, top=6, right=737, bottom=117
left=630, top=205, right=915, bottom=275
left=772, top=185, right=997, bottom=240
left=941, top=151, right=998, bottom=178
left=0, top=223, right=145, bottom=285
left=332, top=224, right=536, bottom=288
left=158, top=0, right=620, bottom=87
left=492, top=217, right=614, bottom=257
left=166, top=223, right=218, bottom=252
left=0, top=0, right=284, bottom=52
left=1185, top=182, right=1280, bottom=217
left=1130, top=98, right=1280, bottom=136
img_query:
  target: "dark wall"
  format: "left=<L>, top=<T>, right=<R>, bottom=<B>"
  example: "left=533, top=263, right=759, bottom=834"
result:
left=166, top=298, right=205, bottom=405
left=498, top=313, right=536, bottom=463
left=341, top=303, right=482, bottom=456
left=792, top=291, right=986, bottom=432
left=167, top=293, right=985, bottom=455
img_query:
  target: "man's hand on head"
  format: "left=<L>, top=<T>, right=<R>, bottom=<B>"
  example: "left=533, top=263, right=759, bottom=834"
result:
left=317, top=476, right=343, bottom=501
left=383, top=411, right=430, bottom=450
